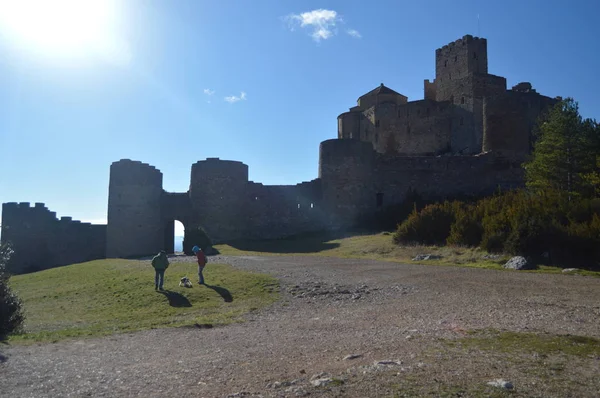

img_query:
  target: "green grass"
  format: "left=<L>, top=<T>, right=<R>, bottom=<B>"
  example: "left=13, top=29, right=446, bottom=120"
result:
left=215, top=231, right=600, bottom=277
left=454, top=329, right=600, bottom=358
left=8, top=259, right=279, bottom=344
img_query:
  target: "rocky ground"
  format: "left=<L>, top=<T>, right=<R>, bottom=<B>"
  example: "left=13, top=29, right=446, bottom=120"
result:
left=1, top=255, right=599, bottom=397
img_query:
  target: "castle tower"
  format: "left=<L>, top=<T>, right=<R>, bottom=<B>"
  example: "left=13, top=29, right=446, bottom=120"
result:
left=319, top=139, right=375, bottom=226
left=106, top=159, right=164, bottom=258
left=189, top=158, right=249, bottom=243
left=431, top=35, right=506, bottom=154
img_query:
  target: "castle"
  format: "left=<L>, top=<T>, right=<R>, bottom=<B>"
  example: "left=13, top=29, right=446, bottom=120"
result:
left=1, top=35, right=559, bottom=273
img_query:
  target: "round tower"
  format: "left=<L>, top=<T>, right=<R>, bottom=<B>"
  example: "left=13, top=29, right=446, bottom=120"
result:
left=319, top=139, right=375, bottom=227
left=189, top=158, right=249, bottom=242
left=337, top=111, right=361, bottom=139
left=106, top=159, right=163, bottom=258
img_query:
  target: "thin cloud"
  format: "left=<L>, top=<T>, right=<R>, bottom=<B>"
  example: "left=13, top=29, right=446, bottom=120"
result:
left=224, top=91, right=247, bottom=103
left=346, top=29, right=362, bottom=39
left=203, top=88, right=215, bottom=96
left=285, top=9, right=340, bottom=42
left=284, top=9, right=361, bottom=42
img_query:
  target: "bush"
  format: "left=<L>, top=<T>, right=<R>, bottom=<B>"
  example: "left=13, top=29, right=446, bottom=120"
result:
left=183, top=226, right=213, bottom=255
left=447, top=204, right=483, bottom=246
left=393, top=189, right=600, bottom=268
left=0, top=243, right=25, bottom=340
left=393, top=201, right=460, bottom=245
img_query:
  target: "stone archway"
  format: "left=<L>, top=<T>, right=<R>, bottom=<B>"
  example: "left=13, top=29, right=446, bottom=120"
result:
left=163, top=219, right=188, bottom=254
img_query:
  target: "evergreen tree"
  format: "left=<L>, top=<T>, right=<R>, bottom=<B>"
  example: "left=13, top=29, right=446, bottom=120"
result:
left=524, top=98, right=599, bottom=199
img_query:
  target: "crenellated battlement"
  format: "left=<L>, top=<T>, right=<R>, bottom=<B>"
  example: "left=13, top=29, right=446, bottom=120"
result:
left=436, top=35, right=486, bottom=54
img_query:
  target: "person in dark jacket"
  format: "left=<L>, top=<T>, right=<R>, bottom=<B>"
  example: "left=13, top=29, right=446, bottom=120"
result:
left=151, top=250, right=170, bottom=290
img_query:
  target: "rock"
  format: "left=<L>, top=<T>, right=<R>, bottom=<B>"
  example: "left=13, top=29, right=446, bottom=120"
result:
left=343, top=354, right=362, bottom=360
left=310, top=372, right=330, bottom=381
left=412, top=254, right=442, bottom=261
left=487, top=379, right=514, bottom=389
left=374, top=360, right=402, bottom=367
left=562, top=268, right=580, bottom=273
left=504, top=256, right=536, bottom=270
left=310, top=378, right=333, bottom=387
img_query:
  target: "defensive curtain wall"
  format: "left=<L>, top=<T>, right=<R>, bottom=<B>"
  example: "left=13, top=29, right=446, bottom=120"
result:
left=0, top=202, right=106, bottom=274
left=1, top=34, right=560, bottom=273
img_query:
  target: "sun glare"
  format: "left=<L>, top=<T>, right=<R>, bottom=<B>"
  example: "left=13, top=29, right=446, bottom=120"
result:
left=0, top=0, right=130, bottom=65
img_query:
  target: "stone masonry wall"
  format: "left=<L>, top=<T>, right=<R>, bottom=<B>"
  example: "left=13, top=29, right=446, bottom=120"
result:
left=483, top=90, right=558, bottom=158
left=371, top=101, right=452, bottom=155
left=106, top=159, right=164, bottom=258
left=0, top=202, right=106, bottom=274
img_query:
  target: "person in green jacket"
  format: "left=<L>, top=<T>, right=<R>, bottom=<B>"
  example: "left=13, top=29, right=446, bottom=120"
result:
left=151, top=250, right=169, bottom=291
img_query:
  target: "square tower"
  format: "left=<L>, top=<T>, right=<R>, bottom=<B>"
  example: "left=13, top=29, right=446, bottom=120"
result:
left=435, top=35, right=488, bottom=82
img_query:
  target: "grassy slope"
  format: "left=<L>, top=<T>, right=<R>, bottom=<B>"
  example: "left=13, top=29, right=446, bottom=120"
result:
left=215, top=232, right=600, bottom=277
left=9, top=259, right=278, bottom=343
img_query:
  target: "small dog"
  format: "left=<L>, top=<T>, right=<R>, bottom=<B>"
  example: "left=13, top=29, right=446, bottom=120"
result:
left=179, top=276, right=193, bottom=288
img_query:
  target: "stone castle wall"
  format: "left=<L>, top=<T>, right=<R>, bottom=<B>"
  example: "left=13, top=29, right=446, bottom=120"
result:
left=106, top=160, right=163, bottom=258
left=1, top=34, right=563, bottom=272
left=0, top=202, right=106, bottom=274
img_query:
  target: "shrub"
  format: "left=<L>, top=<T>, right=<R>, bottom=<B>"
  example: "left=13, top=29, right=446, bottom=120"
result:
left=393, top=189, right=600, bottom=268
left=393, top=201, right=459, bottom=245
left=0, top=243, right=25, bottom=340
left=447, top=204, right=483, bottom=247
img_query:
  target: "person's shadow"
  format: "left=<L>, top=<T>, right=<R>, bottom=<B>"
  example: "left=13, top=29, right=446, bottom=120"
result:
left=204, top=284, right=233, bottom=303
left=157, top=290, right=192, bottom=307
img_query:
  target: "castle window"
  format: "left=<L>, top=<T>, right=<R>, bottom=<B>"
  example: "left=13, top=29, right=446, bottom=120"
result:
left=444, top=60, right=447, bottom=67
left=297, top=203, right=300, bottom=209
left=449, top=73, right=451, bottom=80
left=376, top=193, right=384, bottom=209
left=473, top=52, right=477, bottom=59
left=454, top=55, right=457, bottom=62
left=310, top=203, right=314, bottom=209
left=460, top=117, right=464, bottom=126
left=461, top=97, right=465, bottom=104
left=375, top=120, right=380, bottom=127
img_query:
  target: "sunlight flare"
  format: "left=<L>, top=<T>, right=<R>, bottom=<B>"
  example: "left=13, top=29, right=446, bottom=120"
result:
left=0, top=0, right=131, bottom=65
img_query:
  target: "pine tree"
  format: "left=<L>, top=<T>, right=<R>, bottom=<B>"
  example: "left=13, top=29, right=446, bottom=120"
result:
left=524, top=98, right=599, bottom=200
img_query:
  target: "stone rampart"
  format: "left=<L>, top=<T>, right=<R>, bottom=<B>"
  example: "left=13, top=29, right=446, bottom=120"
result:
left=0, top=202, right=106, bottom=274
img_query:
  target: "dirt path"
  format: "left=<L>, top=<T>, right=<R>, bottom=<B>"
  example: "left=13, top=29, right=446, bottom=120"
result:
left=1, top=255, right=599, bottom=397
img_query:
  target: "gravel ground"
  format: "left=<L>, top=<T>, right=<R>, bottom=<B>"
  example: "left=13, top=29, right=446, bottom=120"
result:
left=1, top=255, right=599, bottom=397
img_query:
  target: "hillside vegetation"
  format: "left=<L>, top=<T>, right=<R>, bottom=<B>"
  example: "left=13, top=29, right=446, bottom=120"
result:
left=8, top=259, right=278, bottom=343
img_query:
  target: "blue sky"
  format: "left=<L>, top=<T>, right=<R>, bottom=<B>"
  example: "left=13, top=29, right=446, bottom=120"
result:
left=0, top=0, right=599, bottom=228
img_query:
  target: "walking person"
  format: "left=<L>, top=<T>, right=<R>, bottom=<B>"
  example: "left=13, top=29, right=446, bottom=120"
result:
left=151, top=250, right=170, bottom=291
left=192, top=246, right=207, bottom=285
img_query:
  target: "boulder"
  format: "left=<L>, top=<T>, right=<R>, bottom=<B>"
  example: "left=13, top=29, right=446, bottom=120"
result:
left=503, top=256, right=536, bottom=270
